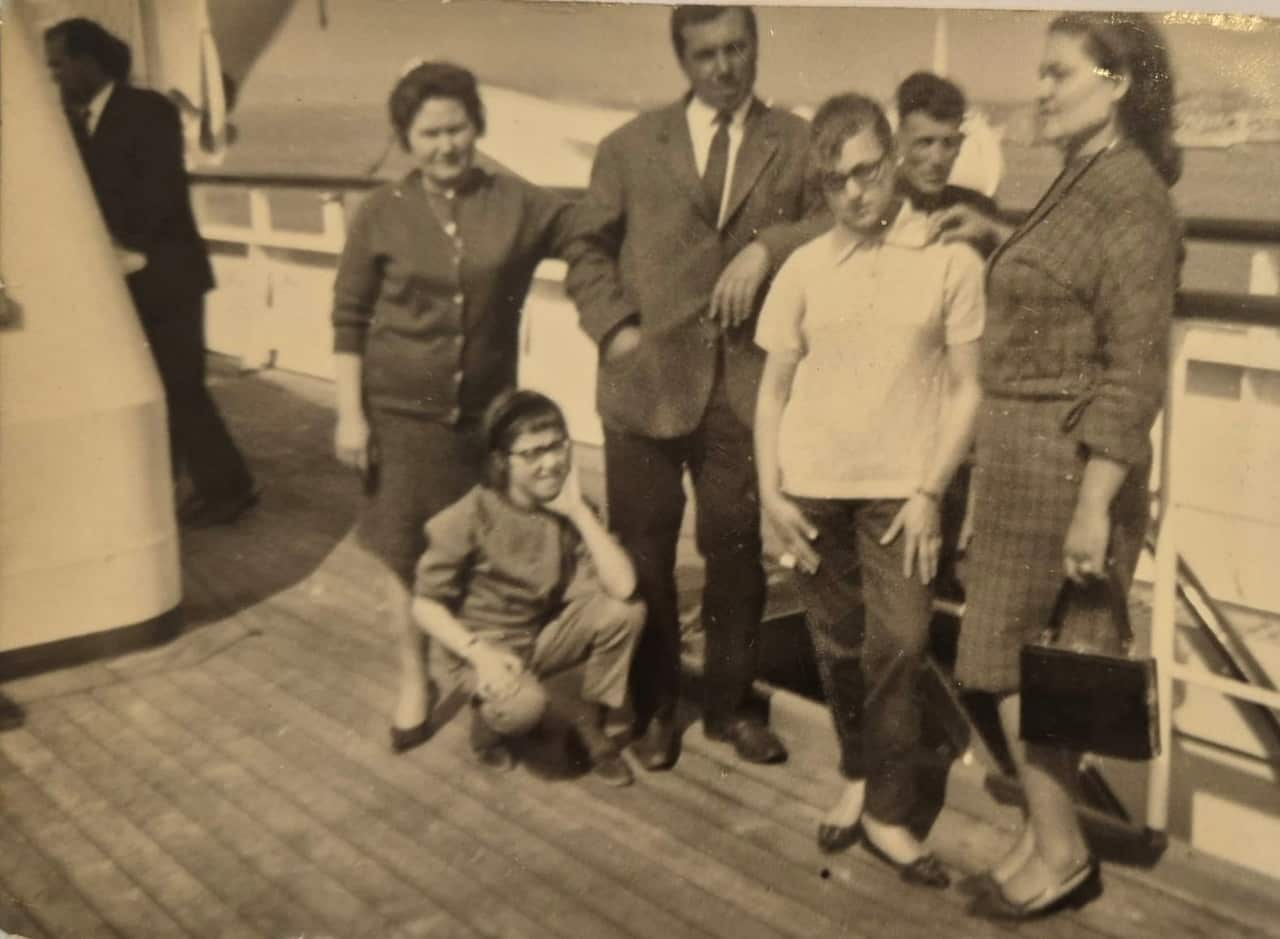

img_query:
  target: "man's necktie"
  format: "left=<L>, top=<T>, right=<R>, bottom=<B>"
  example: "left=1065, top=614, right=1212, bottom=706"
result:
left=702, top=110, right=732, bottom=224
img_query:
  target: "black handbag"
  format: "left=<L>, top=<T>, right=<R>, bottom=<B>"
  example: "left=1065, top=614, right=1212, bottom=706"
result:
left=1019, top=573, right=1160, bottom=760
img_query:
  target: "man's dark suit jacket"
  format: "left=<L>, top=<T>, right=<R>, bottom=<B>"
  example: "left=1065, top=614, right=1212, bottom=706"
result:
left=565, top=97, right=818, bottom=439
left=79, top=84, right=214, bottom=319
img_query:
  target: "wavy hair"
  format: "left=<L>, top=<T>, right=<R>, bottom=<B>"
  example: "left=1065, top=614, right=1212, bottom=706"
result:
left=1050, top=11, right=1182, bottom=186
left=388, top=61, right=485, bottom=151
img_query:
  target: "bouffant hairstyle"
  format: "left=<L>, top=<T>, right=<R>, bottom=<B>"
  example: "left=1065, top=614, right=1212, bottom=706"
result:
left=806, top=93, right=894, bottom=196
left=897, top=71, right=967, bottom=124
left=481, top=389, right=569, bottom=490
left=45, top=17, right=132, bottom=83
left=1050, top=11, right=1182, bottom=186
left=388, top=61, right=485, bottom=151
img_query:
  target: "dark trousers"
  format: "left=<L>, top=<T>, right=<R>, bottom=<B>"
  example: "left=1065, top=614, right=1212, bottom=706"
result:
left=791, top=497, right=932, bottom=825
left=604, top=375, right=764, bottom=730
left=139, top=298, right=253, bottom=502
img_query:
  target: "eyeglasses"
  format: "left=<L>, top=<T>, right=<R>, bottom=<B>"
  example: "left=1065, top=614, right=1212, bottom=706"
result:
left=508, top=437, right=571, bottom=462
left=820, top=153, right=891, bottom=193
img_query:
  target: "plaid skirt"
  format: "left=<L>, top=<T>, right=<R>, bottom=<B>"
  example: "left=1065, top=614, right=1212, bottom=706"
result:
left=954, top=396, right=1148, bottom=693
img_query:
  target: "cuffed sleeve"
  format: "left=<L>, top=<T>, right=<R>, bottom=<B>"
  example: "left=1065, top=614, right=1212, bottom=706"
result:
left=562, top=134, right=642, bottom=346
left=1074, top=195, right=1181, bottom=465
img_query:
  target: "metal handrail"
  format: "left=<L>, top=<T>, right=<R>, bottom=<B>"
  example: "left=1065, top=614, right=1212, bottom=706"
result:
left=190, top=170, right=1280, bottom=327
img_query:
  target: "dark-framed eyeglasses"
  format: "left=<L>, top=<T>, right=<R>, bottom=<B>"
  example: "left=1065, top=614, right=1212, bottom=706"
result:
left=508, top=437, right=571, bottom=462
left=820, top=153, right=891, bottom=193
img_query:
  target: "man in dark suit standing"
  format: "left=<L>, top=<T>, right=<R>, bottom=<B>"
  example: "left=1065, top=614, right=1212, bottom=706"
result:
left=45, top=18, right=255, bottom=527
left=566, top=6, right=819, bottom=770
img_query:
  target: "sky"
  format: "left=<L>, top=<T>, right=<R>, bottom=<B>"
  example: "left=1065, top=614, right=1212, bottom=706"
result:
left=228, top=0, right=1280, bottom=113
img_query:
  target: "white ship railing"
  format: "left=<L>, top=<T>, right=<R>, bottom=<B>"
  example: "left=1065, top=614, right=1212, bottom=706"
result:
left=190, top=171, right=1280, bottom=851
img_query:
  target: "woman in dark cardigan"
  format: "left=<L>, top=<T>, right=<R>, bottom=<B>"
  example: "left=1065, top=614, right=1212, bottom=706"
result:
left=331, top=62, right=574, bottom=753
left=939, top=12, right=1183, bottom=920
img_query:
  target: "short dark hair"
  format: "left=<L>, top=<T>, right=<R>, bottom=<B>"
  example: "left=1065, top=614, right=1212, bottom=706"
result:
left=388, top=61, right=485, bottom=151
left=1050, top=11, right=1181, bottom=186
left=45, top=17, right=132, bottom=83
left=482, top=389, right=569, bottom=489
left=670, top=6, right=757, bottom=60
left=807, top=93, right=894, bottom=193
left=896, top=72, right=966, bottom=124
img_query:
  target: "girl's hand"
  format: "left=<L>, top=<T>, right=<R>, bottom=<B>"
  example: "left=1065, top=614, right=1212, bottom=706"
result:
left=762, top=489, right=821, bottom=575
left=880, top=493, right=943, bottom=584
left=472, top=642, right=525, bottom=700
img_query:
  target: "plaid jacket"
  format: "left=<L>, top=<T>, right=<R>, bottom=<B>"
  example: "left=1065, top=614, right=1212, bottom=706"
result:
left=981, top=143, right=1182, bottom=466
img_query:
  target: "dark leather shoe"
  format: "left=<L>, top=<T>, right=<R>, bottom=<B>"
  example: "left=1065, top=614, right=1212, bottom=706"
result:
left=589, top=751, right=635, bottom=787
left=956, top=870, right=1002, bottom=898
left=704, top=718, right=788, bottom=764
left=389, top=719, right=432, bottom=754
left=817, top=821, right=862, bottom=855
left=474, top=741, right=516, bottom=772
left=967, top=858, right=1099, bottom=920
left=178, top=486, right=259, bottom=528
left=630, top=716, right=681, bottom=771
left=863, top=837, right=951, bottom=889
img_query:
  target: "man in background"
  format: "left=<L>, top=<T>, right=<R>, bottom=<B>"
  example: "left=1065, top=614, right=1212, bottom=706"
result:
left=895, top=72, right=999, bottom=223
left=45, top=17, right=256, bottom=527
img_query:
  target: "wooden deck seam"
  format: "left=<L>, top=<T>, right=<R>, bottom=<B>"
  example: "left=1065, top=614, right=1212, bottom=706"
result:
left=0, top=734, right=194, bottom=938
left=103, top=672, right=519, bottom=939
left=218, top=608, right=868, bottom=939
left=202, top=632, right=785, bottom=939
left=156, top=667, right=643, bottom=939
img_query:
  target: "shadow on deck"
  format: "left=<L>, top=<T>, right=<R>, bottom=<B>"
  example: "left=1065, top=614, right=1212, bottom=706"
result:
left=2, top=364, right=1278, bottom=939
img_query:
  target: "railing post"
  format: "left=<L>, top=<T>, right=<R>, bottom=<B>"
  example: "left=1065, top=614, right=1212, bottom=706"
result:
left=1147, top=323, right=1187, bottom=832
left=240, top=187, right=275, bottom=370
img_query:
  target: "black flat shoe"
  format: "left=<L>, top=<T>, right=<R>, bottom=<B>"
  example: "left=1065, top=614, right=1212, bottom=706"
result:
left=817, top=821, right=862, bottom=855
left=863, top=836, right=951, bottom=889
left=389, top=719, right=432, bottom=754
left=967, top=858, right=1100, bottom=921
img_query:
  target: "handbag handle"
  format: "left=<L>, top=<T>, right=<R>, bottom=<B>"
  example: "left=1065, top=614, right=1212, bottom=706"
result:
left=1045, top=569, right=1134, bottom=651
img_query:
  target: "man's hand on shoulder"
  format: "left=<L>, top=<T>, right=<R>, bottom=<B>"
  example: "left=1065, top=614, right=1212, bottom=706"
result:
left=709, top=241, right=771, bottom=330
left=928, top=204, right=1012, bottom=250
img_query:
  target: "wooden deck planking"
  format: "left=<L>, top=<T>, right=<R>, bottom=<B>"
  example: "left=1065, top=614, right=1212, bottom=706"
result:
left=5, top=366, right=1280, bottom=939
left=204, top=569, right=1079, bottom=939
left=91, top=676, right=502, bottom=939
left=210, top=605, right=816, bottom=939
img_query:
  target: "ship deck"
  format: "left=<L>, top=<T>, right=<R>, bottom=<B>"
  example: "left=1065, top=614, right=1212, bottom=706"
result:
left=2, top=363, right=1279, bottom=939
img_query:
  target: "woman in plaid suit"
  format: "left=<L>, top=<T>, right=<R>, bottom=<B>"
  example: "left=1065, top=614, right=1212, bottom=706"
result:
left=938, top=13, right=1183, bottom=920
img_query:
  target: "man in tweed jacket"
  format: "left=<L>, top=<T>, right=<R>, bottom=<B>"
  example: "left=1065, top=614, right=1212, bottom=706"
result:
left=564, top=5, right=821, bottom=770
